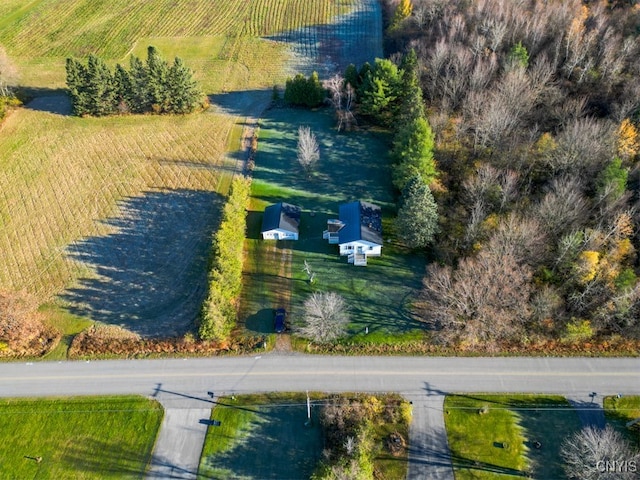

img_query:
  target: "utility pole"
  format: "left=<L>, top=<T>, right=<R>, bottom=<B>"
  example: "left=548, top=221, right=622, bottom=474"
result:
left=305, top=390, right=312, bottom=426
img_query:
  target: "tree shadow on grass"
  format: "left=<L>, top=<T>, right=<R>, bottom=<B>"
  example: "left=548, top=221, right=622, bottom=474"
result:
left=61, top=438, right=159, bottom=478
left=199, top=404, right=322, bottom=480
left=60, top=189, right=224, bottom=337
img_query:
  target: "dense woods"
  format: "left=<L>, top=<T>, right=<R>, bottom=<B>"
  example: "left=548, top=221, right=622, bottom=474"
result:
left=375, top=0, right=640, bottom=350
left=66, top=46, right=205, bottom=116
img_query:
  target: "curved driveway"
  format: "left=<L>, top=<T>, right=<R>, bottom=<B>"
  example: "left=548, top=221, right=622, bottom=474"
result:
left=3, top=355, right=639, bottom=400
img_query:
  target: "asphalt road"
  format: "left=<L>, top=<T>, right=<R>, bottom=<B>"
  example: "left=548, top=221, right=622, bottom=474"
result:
left=2, top=355, right=639, bottom=401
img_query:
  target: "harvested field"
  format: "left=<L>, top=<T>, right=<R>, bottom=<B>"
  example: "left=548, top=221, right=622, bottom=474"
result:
left=271, top=0, right=383, bottom=75
left=0, top=109, right=234, bottom=303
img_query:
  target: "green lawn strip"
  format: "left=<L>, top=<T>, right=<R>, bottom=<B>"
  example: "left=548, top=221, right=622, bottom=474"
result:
left=0, top=396, right=163, bottom=479
left=198, top=393, right=324, bottom=480
left=604, top=395, right=640, bottom=448
left=444, top=394, right=581, bottom=480
left=247, top=108, right=426, bottom=344
left=39, top=303, right=93, bottom=360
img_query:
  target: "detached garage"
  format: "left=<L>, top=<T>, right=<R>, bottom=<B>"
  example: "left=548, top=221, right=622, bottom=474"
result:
left=261, top=202, right=301, bottom=240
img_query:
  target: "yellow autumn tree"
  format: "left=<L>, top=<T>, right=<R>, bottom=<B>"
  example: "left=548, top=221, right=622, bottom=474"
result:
left=389, top=0, right=413, bottom=30
left=617, top=118, right=639, bottom=160
left=576, top=250, right=600, bottom=284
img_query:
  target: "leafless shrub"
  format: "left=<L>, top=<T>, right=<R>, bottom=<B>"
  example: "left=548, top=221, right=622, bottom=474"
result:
left=297, top=126, right=320, bottom=176
left=297, top=292, right=349, bottom=343
left=561, top=425, right=639, bottom=480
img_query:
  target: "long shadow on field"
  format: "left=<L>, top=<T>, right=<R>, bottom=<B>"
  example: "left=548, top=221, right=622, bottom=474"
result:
left=62, top=438, right=156, bottom=477
left=266, top=0, right=383, bottom=76
left=200, top=404, right=322, bottom=479
left=60, top=189, right=223, bottom=337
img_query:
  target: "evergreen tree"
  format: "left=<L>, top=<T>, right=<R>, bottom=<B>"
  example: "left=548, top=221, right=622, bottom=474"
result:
left=66, top=58, right=90, bottom=116
left=166, top=57, right=203, bottom=113
left=344, top=63, right=360, bottom=91
left=359, top=59, right=402, bottom=126
left=398, top=49, right=425, bottom=125
left=284, top=72, right=325, bottom=107
left=396, top=175, right=438, bottom=249
left=146, top=46, right=169, bottom=112
left=128, top=55, right=150, bottom=113
left=391, top=116, right=437, bottom=190
left=113, top=63, right=133, bottom=112
left=85, top=54, right=116, bottom=116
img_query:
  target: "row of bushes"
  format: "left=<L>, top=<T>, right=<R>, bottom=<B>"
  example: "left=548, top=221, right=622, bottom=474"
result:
left=68, top=324, right=264, bottom=359
left=198, top=177, right=251, bottom=341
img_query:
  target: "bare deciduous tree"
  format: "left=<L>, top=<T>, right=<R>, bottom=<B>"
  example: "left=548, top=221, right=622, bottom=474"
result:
left=422, top=250, right=533, bottom=350
left=0, top=46, right=18, bottom=96
left=561, top=425, right=639, bottom=480
left=323, top=74, right=356, bottom=131
left=297, top=292, right=349, bottom=343
left=297, top=126, right=320, bottom=176
left=536, top=176, right=590, bottom=239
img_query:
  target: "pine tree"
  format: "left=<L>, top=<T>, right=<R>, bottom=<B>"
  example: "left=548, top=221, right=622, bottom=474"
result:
left=113, top=63, right=133, bottom=113
left=396, top=175, right=438, bottom=249
left=359, top=59, right=401, bottom=126
left=128, top=55, right=150, bottom=113
left=85, top=54, right=116, bottom=116
left=166, top=57, right=203, bottom=113
left=146, top=46, right=169, bottom=112
left=66, top=58, right=90, bottom=116
left=398, top=49, right=425, bottom=125
left=391, top=116, right=437, bottom=190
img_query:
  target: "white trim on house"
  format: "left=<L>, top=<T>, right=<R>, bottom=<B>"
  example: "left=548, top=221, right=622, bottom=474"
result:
left=261, top=229, right=299, bottom=240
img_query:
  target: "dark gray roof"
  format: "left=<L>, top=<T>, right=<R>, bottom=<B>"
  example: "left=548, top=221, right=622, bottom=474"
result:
left=338, top=201, right=382, bottom=245
left=261, top=202, right=301, bottom=233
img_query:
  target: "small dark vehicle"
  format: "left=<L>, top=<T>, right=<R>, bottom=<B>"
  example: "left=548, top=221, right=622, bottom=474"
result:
left=274, top=308, right=286, bottom=333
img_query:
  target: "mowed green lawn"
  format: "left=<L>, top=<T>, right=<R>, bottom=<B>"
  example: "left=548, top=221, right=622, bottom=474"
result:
left=199, top=393, right=323, bottom=479
left=604, top=395, right=640, bottom=447
left=0, top=396, right=163, bottom=479
left=243, top=108, right=426, bottom=342
left=444, top=395, right=582, bottom=480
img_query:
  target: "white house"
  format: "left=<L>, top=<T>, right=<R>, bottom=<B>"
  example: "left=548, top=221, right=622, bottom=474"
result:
left=261, top=202, right=301, bottom=240
left=323, top=201, right=382, bottom=266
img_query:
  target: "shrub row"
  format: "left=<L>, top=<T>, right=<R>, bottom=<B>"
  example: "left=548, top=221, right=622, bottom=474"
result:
left=198, top=177, right=251, bottom=341
left=68, top=324, right=264, bottom=359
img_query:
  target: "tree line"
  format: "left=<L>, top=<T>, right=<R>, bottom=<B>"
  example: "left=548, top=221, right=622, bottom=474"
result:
left=66, top=46, right=205, bottom=117
left=381, top=0, right=640, bottom=351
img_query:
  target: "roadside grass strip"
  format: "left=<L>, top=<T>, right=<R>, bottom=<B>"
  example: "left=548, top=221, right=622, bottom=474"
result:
left=0, top=396, right=163, bottom=479
left=245, top=108, right=426, bottom=343
left=198, top=393, right=323, bottom=480
left=444, top=395, right=582, bottom=480
left=604, top=395, right=640, bottom=447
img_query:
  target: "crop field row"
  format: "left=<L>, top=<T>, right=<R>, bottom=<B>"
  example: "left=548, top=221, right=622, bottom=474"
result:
left=0, top=0, right=354, bottom=60
left=0, top=108, right=235, bottom=300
